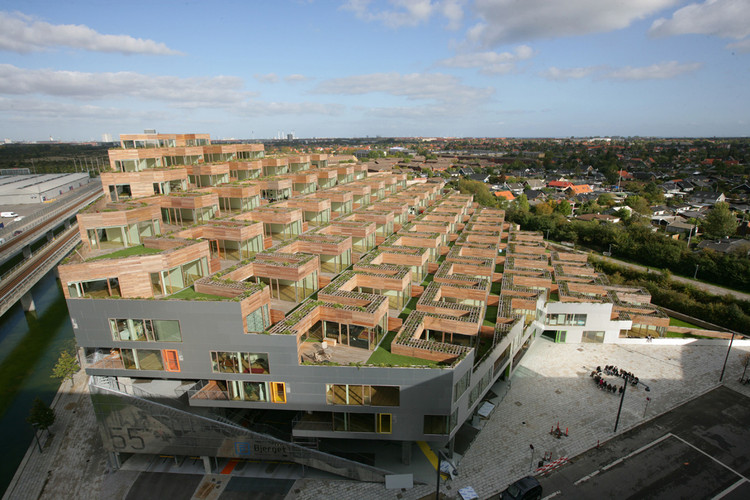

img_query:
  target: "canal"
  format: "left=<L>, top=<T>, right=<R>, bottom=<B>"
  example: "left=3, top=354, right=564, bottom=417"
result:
left=0, top=270, right=74, bottom=495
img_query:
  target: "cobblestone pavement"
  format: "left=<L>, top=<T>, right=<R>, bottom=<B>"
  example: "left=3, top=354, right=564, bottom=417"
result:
left=287, top=340, right=750, bottom=500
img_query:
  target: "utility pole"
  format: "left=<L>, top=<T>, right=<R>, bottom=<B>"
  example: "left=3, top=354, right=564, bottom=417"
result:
left=693, top=264, right=699, bottom=279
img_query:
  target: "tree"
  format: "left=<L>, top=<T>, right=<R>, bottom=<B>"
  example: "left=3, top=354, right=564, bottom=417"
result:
left=516, top=193, right=530, bottom=213
left=703, top=202, right=737, bottom=239
left=740, top=353, right=750, bottom=382
left=555, top=200, right=572, bottom=216
left=51, top=350, right=78, bottom=385
left=625, top=195, right=651, bottom=215
left=27, top=397, right=55, bottom=433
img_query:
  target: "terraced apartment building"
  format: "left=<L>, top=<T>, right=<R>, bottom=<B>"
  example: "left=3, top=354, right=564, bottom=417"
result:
left=58, top=132, right=668, bottom=481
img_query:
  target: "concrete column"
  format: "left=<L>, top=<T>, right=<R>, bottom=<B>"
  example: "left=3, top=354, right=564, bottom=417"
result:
left=202, top=455, right=212, bottom=474
left=47, top=231, right=54, bottom=242
left=65, top=219, right=71, bottom=229
left=20, top=291, right=36, bottom=312
left=401, top=441, right=412, bottom=465
left=448, top=438, right=455, bottom=458
left=23, top=245, right=31, bottom=258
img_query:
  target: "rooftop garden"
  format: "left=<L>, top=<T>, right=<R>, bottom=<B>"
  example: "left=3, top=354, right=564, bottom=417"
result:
left=366, top=330, right=440, bottom=367
left=87, top=245, right=162, bottom=261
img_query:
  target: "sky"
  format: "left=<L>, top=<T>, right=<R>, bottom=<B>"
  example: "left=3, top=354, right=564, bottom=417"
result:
left=0, top=0, right=749, bottom=141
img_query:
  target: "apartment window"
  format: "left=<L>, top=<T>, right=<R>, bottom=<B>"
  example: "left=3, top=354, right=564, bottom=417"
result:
left=119, top=348, right=179, bottom=371
left=325, top=384, right=399, bottom=406
left=333, top=413, right=376, bottom=433
left=423, top=410, right=458, bottom=435
left=246, top=305, right=270, bottom=333
left=545, top=313, right=587, bottom=326
left=377, top=413, right=392, bottom=434
left=109, top=318, right=182, bottom=342
left=453, top=370, right=471, bottom=402
left=271, top=382, right=286, bottom=403
left=582, top=331, right=605, bottom=343
left=210, top=352, right=269, bottom=374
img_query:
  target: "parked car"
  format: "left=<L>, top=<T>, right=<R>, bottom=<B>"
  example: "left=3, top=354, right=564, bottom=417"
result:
left=1, top=211, right=19, bottom=218
left=13, top=230, right=22, bottom=236
left=13, top=216, right=24, bottom=222
left=500, top=476, right=542, bottom=500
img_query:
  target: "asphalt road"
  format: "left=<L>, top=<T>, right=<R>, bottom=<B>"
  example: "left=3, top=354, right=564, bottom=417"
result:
left=538, top=385, right=750, bottom=499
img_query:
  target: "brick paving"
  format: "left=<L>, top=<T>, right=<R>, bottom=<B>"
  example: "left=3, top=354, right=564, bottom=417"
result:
left=288, top=339, right=750, bottom=500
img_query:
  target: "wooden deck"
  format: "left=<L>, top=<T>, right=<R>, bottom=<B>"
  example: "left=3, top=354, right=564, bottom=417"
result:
left=299, top=341, right=372, bottom=365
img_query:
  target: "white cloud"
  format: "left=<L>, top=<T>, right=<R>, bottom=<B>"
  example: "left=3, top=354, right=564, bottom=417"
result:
left=237, top=101, right=344, bottom=116
left=0, top=97, right=152, bottom=120
left=468, top=0, right=677, bottom=46
left=313, top=72, right=493, bottom=108
left=726, top=38, right=750, bottom=52
left=254, top=73, right=279, bottom=84
left=650, top=0, right=750, bottom=39
left=540, top=66, right=598, bottom=81
left=285, top=74, right=311, bottom=83
left=341, top=0, right=465, bottom=29
left=602, top=61, right=702, bottom=80
left=539, top=61, right=701, bottom=81
left=0, top=11, right=180, bottom=55
left=438, top=45, right=534, bottom=74
left=0, top=64, right=254, bottom=107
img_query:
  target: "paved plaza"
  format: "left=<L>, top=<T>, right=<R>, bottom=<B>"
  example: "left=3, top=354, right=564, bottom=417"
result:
left=5, top=337, right=750, bottom=500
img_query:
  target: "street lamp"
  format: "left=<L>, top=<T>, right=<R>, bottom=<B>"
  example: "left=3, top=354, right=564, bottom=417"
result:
left=31, top=423, right=43, bottom=453
left=719, top=331, right=737, bottom=383
left=614, top=376, right=650, bottom=433
left=693, top=264, right=699, bottom=280
left=435, top=450, right=456, bottom=499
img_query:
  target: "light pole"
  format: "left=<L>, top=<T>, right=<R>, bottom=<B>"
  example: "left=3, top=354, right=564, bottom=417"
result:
left=693, top=264, right=699, bottom=280
left=31, top=423, right=42, bottom=453
left=614, top=376, right=650, bottom=432
left=435, top=450, right=456, bottom=500
left=719, top=331, right=737, bottom=383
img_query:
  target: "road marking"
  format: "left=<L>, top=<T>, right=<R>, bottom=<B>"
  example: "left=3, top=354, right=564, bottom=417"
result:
left=712, top=478, right=748, bottom=500
left=669, top=433, right=750, bottom=482
left=602, top=433, right=672, bottom=471
left=573, top=470, right=599, bottom=485
left=417, top=441, right=439, bottom=470
left=541, top=491, right=561, bottom=499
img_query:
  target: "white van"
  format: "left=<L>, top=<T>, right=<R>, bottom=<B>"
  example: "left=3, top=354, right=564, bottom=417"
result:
left=1, top=211, right=19, bottom=218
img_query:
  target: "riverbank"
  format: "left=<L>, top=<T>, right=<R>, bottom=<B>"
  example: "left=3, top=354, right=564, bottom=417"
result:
left=2, top=370, right=109, bottom=500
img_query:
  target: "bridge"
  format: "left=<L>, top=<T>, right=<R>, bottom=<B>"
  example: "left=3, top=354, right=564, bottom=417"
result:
left=0, top=182, right=103, bottom=318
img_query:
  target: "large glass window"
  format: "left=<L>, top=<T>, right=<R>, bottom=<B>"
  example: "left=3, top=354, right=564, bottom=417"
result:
left=114, top=348, right=180, bottom=371
left=246, top=305, right=270, bottom=333
left=326, top=384, right=399, bottom=406
left=109, top=318, right=181, bottom=342
left=545, top=313, right=587, bottom=326
left=210, top=351, right=269, bottom=374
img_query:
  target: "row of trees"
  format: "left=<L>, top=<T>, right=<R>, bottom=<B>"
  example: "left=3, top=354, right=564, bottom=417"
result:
left=593, top=259, right=750, bottom=332
left=506, top=206, right=750, bottom=290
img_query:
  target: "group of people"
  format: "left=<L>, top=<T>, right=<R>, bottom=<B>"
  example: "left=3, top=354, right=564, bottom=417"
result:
left=590, top=365, right=640, bottom=394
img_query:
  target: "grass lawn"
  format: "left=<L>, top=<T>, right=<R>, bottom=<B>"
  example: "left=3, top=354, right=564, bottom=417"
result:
left=483, top=305, right=498, bottom=327
left=169, top=287, right=225, bottom=301
left=669, top=317, right=701, bottom=329
left=549, top=292, right=560, bottom=302
left=399, top=297, right=418, bottom=321
left=366, top=330, right=439, bottom=367
left=495, top=263, right=504, bottom=273
left=666, top=331, right=713, bottom=339
left=89, top=245, right=162, bottom=261
left=490, top=281, right=502, bottom=295
left=421, top=274, right=434, bottom=286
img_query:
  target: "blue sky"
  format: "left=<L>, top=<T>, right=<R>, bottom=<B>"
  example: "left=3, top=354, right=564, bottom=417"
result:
left=0, top=0, right=748, bottom=141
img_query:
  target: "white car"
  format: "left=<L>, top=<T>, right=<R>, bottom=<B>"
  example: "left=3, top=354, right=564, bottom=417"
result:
left=13, top=216, right=24, bottom=222
left=1, top=211, right=19, bottom=218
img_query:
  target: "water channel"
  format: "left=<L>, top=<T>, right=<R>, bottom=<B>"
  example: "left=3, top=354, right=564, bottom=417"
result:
left=0, top=270, right=74, bottom=495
